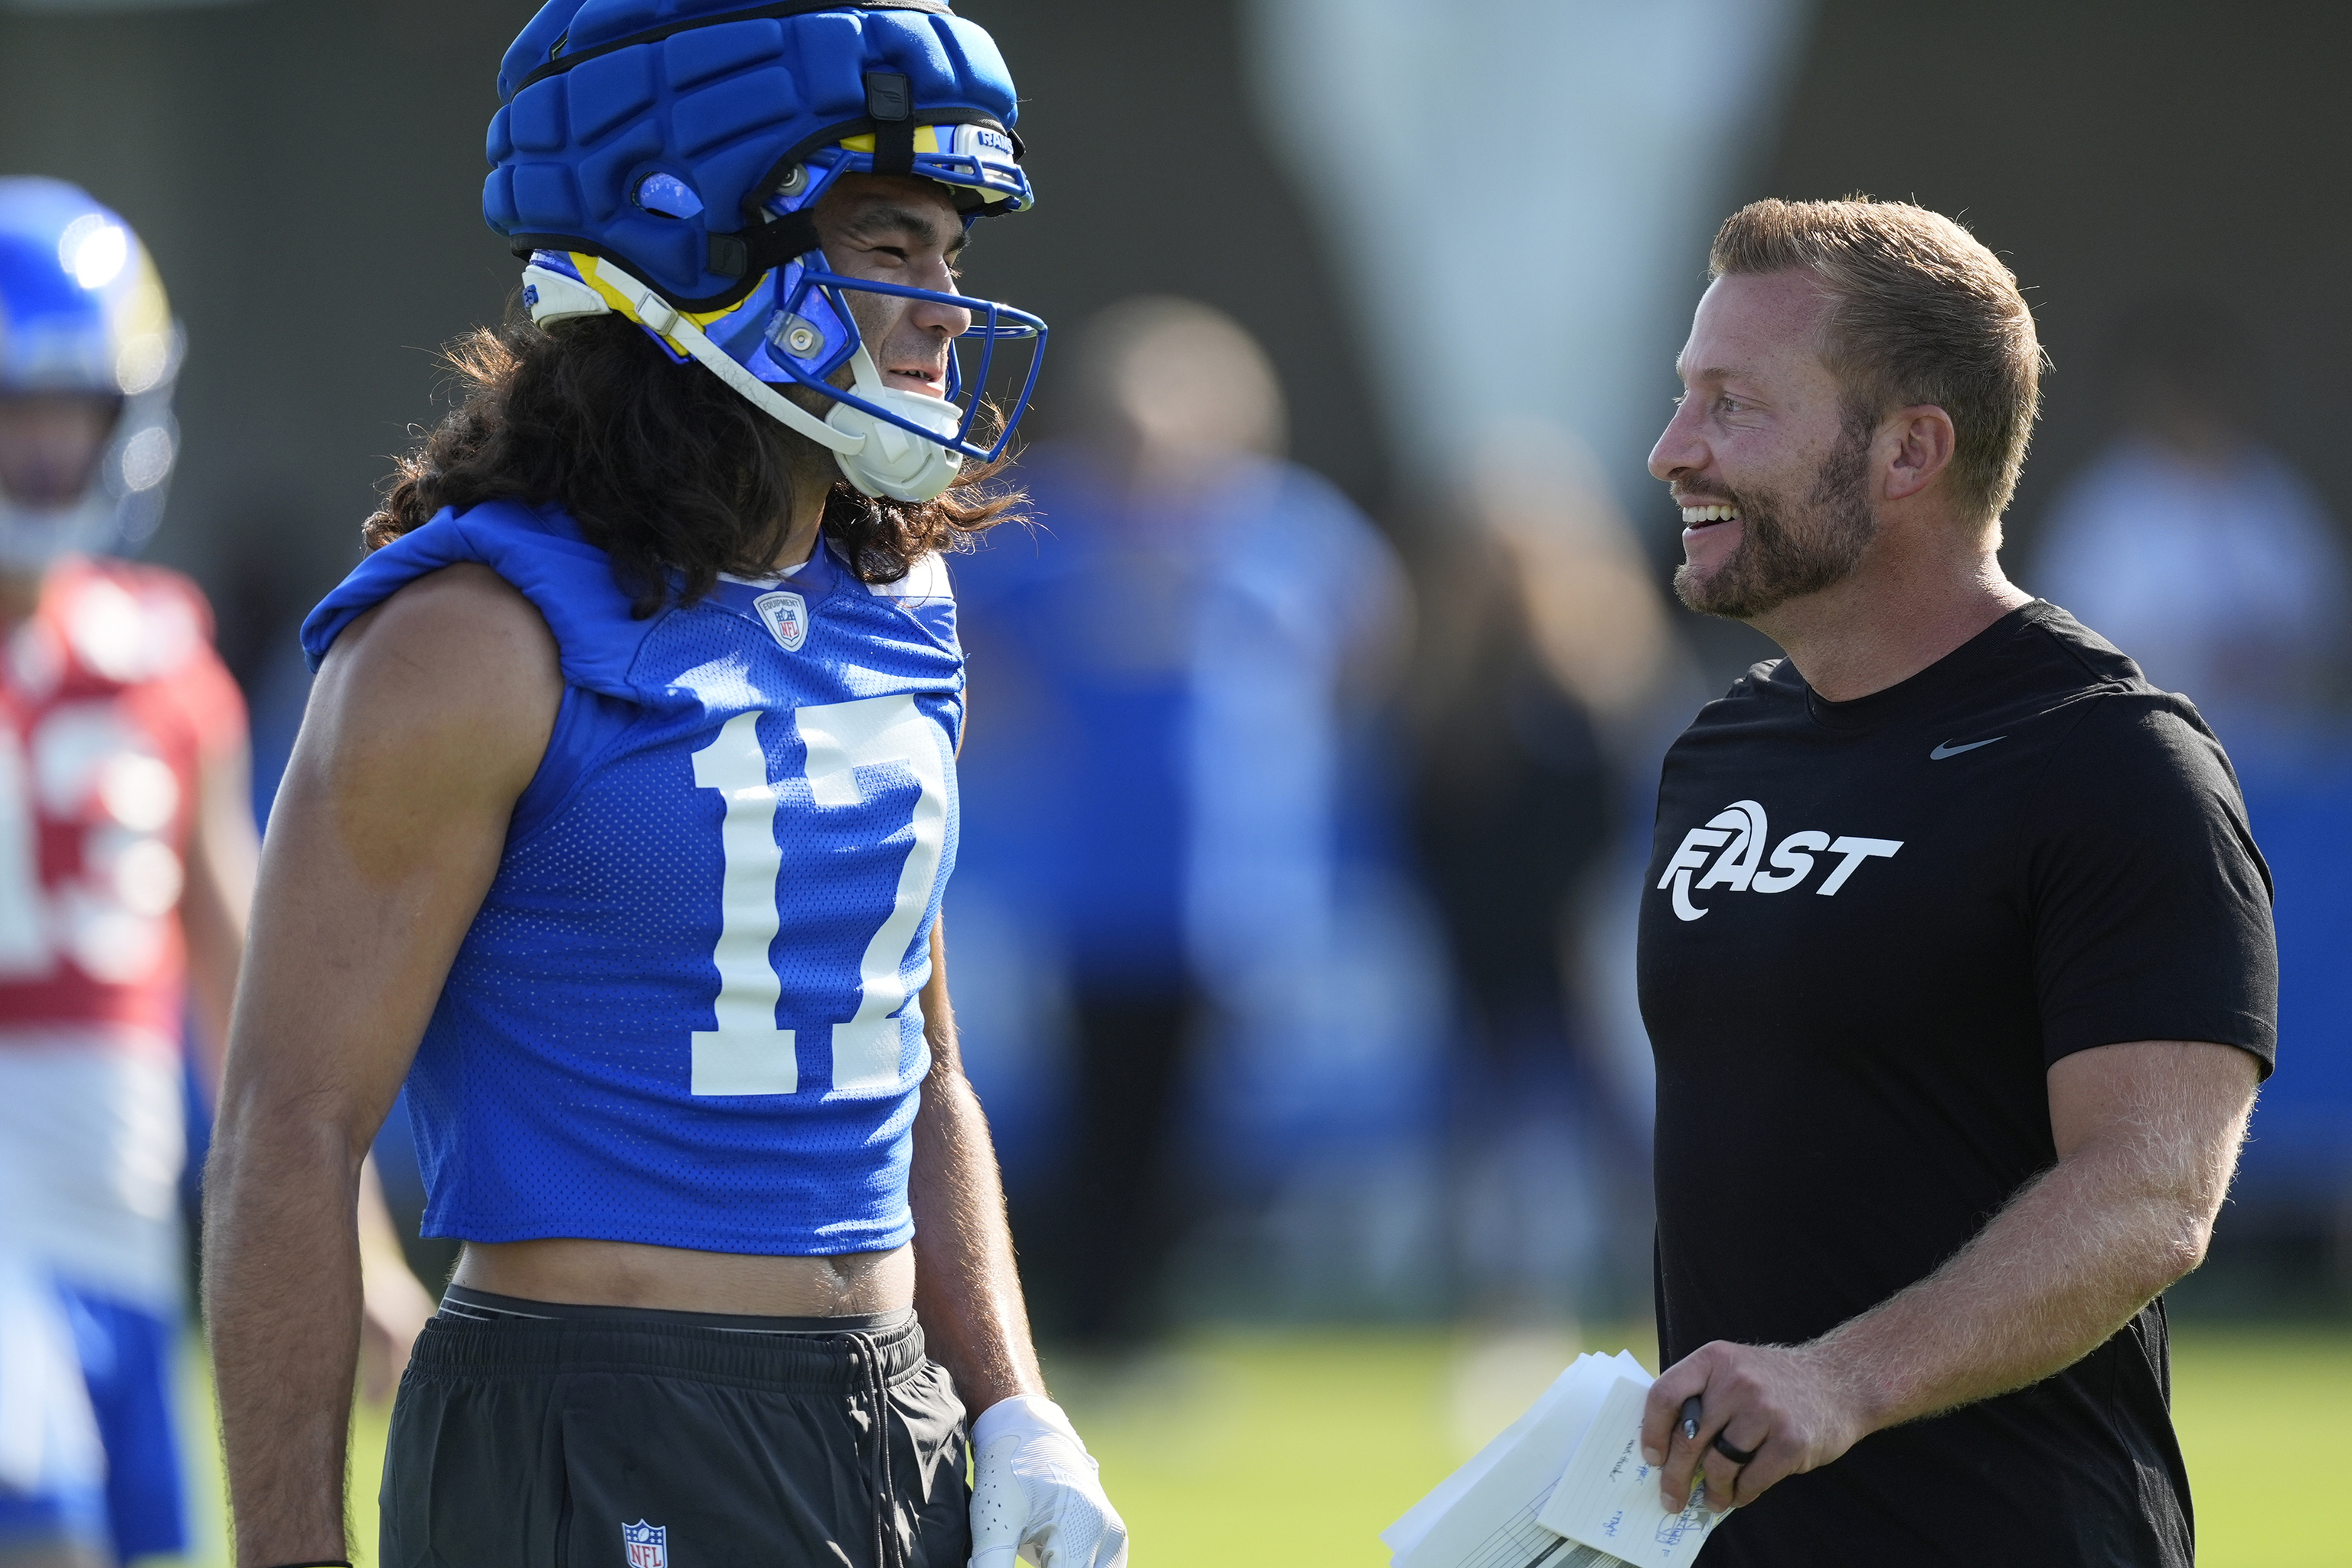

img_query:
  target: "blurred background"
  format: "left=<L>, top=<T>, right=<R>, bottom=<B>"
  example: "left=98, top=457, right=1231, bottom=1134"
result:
left=3, top=0, right=2349, bottom=1563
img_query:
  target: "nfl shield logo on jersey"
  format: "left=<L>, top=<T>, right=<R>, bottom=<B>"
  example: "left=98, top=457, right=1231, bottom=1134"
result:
left=622, top=1521, right=667, bottom=1568
left=755, top=590, right=808, bottom=652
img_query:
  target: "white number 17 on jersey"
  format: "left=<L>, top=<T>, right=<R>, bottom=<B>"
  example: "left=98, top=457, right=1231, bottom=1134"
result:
left=688, top=693, right=949, bottom=1097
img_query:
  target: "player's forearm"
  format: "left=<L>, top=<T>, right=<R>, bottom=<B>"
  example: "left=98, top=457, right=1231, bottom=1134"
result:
left=908, top=1064, right=1046, bottom=1414
left=1811, top=1138, right=2219, bottom=1432
left=204, top=1111, right=368, bottom=1566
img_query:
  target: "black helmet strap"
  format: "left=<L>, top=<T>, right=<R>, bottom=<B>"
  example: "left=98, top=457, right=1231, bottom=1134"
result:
left=866, top=73, right=917, bottom=177
left=708, top=207, right=823, bottom=283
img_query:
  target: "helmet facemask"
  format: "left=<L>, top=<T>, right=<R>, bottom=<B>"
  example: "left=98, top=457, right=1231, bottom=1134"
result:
left=520, top=135, right=1043, bottom=505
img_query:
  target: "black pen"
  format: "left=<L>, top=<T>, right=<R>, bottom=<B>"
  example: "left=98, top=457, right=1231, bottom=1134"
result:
left=1680, top=1395, right=1702, bottom=1443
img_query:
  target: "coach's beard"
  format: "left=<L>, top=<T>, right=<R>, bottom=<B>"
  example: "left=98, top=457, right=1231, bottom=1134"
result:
left=1674, top=421, right=1877, bottom=620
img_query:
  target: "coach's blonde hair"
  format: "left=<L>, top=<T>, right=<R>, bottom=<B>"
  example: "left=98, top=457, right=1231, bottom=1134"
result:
left=1710, top=197, right=2043, bottom=528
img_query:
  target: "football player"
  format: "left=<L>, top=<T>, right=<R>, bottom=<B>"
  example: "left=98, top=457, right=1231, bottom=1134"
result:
left=203, top=5, right=1125, bottom=1566
left=0, top=178, right=431, bottom=1567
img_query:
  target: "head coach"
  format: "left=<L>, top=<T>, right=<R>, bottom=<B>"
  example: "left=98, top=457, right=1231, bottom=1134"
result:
left=1632, top=196, right=2275, bottom=1567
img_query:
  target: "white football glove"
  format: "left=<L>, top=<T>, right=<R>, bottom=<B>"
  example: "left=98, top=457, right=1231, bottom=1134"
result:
left=968, top=1395, right=1129, bottom=1568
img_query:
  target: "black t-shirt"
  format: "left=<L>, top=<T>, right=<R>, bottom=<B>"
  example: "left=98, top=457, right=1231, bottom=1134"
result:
left=1638, top=602, right=2275, bottom=1568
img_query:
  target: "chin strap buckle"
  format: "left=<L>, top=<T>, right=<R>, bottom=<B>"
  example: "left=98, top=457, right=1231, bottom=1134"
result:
left=630, top=291, right=680, bottom=336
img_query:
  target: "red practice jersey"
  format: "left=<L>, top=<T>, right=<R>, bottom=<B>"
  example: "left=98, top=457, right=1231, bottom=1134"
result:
left=0, top=557, right=247, bottom=1052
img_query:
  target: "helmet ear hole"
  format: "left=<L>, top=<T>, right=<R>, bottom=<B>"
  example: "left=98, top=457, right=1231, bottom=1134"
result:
left=632, top=173, right=704, bottom=220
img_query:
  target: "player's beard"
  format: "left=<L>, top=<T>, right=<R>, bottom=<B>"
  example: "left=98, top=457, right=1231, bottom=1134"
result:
left=1673, top=416, right=1877, bottom=620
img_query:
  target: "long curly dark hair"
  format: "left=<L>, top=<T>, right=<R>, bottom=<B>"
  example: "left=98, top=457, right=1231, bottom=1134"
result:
left=369, top=310, right=1021, bottom=616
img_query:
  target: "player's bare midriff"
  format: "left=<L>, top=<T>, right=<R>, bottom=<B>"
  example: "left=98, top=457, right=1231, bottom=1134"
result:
left=451, top=1236, right=916, bottom=1316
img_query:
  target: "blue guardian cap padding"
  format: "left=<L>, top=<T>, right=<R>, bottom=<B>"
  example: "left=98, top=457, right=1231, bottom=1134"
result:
left=487, top=0, right=1027, bottom=310
left=485, top=0, right=1044, bottom=501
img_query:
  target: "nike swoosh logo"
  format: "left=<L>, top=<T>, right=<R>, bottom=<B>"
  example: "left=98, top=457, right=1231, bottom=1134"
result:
left=1929, top=736, right=2007, bottom=760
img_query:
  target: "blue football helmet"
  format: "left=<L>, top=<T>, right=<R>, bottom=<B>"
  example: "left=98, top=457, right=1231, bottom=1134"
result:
left=485, top=0, right=1045, bottom=503
left=0, top=178, right=182, bottom=567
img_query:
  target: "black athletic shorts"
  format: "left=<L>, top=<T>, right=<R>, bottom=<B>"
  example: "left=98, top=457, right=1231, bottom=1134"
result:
left=381, top=1291, right=969, bottom=1568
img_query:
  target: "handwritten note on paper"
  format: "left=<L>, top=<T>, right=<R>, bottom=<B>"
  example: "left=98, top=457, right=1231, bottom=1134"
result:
left=1534, top=1377, right=1723, bottom=1568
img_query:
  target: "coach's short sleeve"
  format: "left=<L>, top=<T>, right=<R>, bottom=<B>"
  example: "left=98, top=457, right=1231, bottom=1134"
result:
left=2025, top=694, right=2276, bottom=1074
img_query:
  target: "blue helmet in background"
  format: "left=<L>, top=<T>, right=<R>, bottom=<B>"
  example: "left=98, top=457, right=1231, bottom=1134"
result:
left=485, top=0, right=1045, bottom=502
left=0, top=178, right=182, bottom=567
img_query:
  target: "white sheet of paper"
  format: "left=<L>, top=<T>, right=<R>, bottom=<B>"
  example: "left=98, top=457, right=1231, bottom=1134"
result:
left=1386, top=1352, right=1648, bottom=1568
left=1382, top=1355, right=1595, bottom=1563
left=1380, top=1363, right=1565, bottom=1559
left=1535, top=1377, right=1723, bottom=1568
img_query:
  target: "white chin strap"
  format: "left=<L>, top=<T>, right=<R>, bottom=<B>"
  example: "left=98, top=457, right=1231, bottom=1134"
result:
left=523, top=258, right=962, bottom=503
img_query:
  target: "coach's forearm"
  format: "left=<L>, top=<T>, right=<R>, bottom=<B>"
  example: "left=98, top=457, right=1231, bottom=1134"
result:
left=1645, top=1043, right=2257, bottom=1513
left=908, top=1058, right=1047, bottom=1415
left=204, top=1110, right=368, bottom=1567
left=1811, top=1137, right=2216, bottom=1430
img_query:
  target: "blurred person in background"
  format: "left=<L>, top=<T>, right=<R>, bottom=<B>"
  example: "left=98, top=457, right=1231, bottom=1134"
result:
left=955, top=297, right=1405, bottom=1348
left=0, top=178, right=430, bottom=1566
left=2032, top=299, right=2347, bottom=753
left=1406, top=439, right=1676, bottom=1321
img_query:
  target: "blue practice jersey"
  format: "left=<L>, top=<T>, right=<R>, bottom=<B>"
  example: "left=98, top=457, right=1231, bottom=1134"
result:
left=301, top=501, right=962, bottom=1256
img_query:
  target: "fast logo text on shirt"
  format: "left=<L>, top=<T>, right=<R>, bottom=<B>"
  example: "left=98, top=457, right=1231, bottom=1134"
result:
left=1658, top=798, right=1902, bottom=922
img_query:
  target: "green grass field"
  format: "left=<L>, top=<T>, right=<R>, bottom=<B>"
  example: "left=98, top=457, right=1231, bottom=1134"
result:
left=166, top=1323, right=2350, bottom=1566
